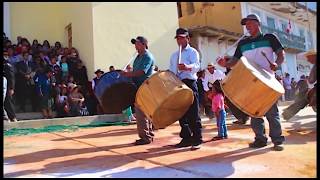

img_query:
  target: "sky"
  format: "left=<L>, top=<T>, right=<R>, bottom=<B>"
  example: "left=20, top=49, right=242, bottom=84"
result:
left=299, top=2, right=317, bottom=11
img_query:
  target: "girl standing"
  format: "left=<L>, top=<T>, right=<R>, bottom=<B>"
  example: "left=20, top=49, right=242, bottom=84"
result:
left=208, top=80, right=228, bottom=141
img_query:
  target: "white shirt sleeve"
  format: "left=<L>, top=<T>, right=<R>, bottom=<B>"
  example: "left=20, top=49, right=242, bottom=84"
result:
left=169, top=53, right=177, bottom=74
left=184, top=49, right=200, bottom=74
left=202, top=71, right=210, bottom=92
left=91, top=80, right=95, bottom=90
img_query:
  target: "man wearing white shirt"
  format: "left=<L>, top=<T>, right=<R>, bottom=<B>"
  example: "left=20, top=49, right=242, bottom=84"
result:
left=202, top=63, right=226, bottom=92
left=169, top=28, right=202, bottom=150
left=201, top=63, right=225, bottom=118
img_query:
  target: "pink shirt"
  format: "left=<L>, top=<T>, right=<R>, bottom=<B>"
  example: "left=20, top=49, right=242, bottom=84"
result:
left=211, top=93, right=224, bottom=113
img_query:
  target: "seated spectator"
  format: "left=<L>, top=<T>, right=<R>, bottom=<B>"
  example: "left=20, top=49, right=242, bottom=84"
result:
left=60, top=56, right=69, bottom=81
left=68, top=84, right=85, bottom=116
left=73, top=60, right=89, bottom=94
left=6, top=47, right=20, bottom=66
left=49, top=55, right=62, bottom=84
left=42, top=40, right=51, bottom=54
left=67, top=75, right=76, bottom=88
left=31, top=39, right=39, bottom=55
left=109, top=65, right=115, bottom=72
left=4, top=39, right=12, bottom=49
left=54, top=41, right=62, bottom=54
left=32, top=55, right=47, bottom=75
left=57, top=48, right=65, bottom=62
left=67, top=47, right=80, bottom=75
left=39, top=51, right=50, bottom=65
left=55, top=84, right=70, bottom=117
left=21, top=38, right=31, bottom=48
left=34, top=68, right=54, bottom=119
left=17, top=45, right=33, bottom=62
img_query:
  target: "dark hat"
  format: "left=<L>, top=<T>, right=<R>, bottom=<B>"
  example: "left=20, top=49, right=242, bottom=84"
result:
left=175, top=28, right=189, bottom=38
left=241, top=14, right=261, bottom=25
left=94, top=69, right=104, bottom=74
left=131, top=36, right=148, bottom=49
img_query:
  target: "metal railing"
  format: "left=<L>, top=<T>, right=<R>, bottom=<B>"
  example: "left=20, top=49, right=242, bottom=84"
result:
left=261, top=25, right=306, bottom=51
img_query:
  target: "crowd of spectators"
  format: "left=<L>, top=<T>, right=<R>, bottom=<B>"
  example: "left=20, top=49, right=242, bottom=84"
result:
left=3, top=33, right=99, bottom=120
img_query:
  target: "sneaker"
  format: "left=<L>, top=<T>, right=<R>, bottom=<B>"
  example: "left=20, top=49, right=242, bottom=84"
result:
left=273, top=144, right=284, bottom=151
left=174, top=139, right=192, bottom=148
left=134, top=139, right=151, bottom=145
left=249, top=141, right=267, bottom=148
left=191, top=143, right=201, bottom=150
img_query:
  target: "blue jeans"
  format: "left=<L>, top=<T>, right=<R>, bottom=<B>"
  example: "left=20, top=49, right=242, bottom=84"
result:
left=216, top=109, right=227, bottom=137
left=251, top=103, right=285, bottom=145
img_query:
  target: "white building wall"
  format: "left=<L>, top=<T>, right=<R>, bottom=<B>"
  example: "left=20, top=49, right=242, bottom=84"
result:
left=3, top=2, right=10, bottom=39
left=197, top=36, right=236, bottom=72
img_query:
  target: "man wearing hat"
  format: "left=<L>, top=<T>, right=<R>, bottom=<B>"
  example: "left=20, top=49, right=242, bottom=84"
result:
left=217, top=14, right=286, bottom=151
left=121, top=36, right=155, bottom=145
left=90, top=69, right=104, bottom=115
left=92, top=69, right=104, bottom=91
left=283, top=50, right=317, bottom=118
left=202, top=62, right=226, bottom=118
left=169, top=28, right=203, bottom=150
left=305, top=50, right=316, bottom=111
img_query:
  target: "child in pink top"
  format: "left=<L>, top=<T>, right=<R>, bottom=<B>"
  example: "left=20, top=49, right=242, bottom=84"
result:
left=208, top=80, right=228, bottom=141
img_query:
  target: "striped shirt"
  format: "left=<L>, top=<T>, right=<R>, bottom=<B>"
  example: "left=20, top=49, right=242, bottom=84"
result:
left=234, top=33, right=284, bottom=74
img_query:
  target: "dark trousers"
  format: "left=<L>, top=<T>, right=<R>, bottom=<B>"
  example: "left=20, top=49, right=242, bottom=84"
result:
left=4, top=94, right=17, bottom=120
left=16, top=84, right=37, bottom=112
left=179, top=79, right=202, bottom=144
left=282, top=91, right=309, bottom=120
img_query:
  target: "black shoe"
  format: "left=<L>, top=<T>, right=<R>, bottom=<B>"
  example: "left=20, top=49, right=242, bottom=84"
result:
left=249, top=141, right=267, bottom=148
left=174, top=139, right=192, bottom=148
left=233, top=120, right=245, bottom=125
left=212, top=136, right=224, bottom=141
left=273, top=144, right=284, bottom=151
left=134, top=139, right=151, bottom=145
left=191, top=143, right=202, bottom=150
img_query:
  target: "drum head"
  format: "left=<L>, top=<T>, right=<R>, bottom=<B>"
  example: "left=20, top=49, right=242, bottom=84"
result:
left=101, top=82, right=137, bottom=114
left=240, top=56, right=284, bottom=93
left=152, top=88, right=194, bottom=129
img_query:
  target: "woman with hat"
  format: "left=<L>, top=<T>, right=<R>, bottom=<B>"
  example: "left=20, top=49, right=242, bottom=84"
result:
left=68, top=84, right=85, bottom=116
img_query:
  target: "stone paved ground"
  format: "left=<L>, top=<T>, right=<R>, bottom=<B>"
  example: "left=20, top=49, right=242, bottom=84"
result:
left=3, top=105, right=317, bottom=178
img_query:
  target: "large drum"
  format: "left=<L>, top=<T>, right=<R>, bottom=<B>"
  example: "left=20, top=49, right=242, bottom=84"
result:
left=221, top=56, right=284, bottom=118
left=135, top=71, right=194, bottom=129
left=94, top=70, right=137, bottom=114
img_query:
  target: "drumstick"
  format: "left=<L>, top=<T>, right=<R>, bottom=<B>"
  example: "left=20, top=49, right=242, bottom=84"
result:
left=261, top=51, right=272, bottom=65
left=122, top=52, right=138, bottom=71
left=178, top=45, right=182, bottom=64
left=261, top=51, right=277, bottom=71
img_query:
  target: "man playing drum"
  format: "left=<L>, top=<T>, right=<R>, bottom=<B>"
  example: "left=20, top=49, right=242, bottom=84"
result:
left=121, top=36, right=155, bottom=145
left=217, top=14, right=285, bottom=151
left=169, top=28, right=203, bottom=150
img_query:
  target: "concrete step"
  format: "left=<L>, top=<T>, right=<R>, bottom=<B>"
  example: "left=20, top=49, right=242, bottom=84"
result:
left=4, top=114, right=132, bottom=130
